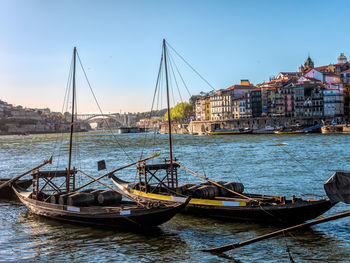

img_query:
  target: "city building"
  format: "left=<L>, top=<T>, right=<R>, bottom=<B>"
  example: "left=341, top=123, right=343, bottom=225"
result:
left=210, top=80, right=254, bottom=120
left=210, top=88, right=234, bottom=120
left=195, top=97, right=206, bottom=121
left=323, top=84, right=344, bottom=117
left=294, top=80, right=324, bottom=118
left=247, top=88, right=262, bottom=118
left=233, top=98, right=247, bottom=119
left=341, top=69, right=350, bottom=84
left=204, top=97, right=211, bottom=121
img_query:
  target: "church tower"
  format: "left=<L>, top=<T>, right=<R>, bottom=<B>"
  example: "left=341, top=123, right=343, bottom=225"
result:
left=299, top=56, right=314, bottom=73
left=338, top=53, right=347, bottom=63
left=304, top=56, right=314, bottom=69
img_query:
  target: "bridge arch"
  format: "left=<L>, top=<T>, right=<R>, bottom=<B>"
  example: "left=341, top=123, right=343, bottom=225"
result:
left=81, top=114, right=123, bottom=126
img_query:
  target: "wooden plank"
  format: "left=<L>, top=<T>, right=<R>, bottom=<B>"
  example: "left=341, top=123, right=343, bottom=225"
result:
left=138, top=163, right=180, bottom=171
left=32, top=169, right=77, bottom=178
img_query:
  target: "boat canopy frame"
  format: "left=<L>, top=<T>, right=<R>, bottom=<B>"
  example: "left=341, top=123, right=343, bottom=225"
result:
left=137, top=160, right=180, bottom=193
left=31, top=168, right=77, bottom=200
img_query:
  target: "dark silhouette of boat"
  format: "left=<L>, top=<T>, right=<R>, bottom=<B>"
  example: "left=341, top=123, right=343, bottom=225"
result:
left=0, top=178, right=31, bottom=200
left=12, top=183, right=189, bottom=229
left=111, top=175, right=335, bottom=225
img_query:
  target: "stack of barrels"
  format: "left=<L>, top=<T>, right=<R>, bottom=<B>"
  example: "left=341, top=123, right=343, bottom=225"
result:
left=50, top=189, right=122, bottom=207
left=177, top=181, right=244, bottom=199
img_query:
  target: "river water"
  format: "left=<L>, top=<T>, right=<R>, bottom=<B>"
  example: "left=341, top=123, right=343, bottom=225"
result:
left=0, top=132, right=349, bottom=262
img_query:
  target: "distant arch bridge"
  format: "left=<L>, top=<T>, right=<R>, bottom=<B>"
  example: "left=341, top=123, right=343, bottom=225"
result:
left=76, top=113, right=125, bottom=125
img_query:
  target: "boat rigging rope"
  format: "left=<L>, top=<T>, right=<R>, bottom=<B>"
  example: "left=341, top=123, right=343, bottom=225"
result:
left=52, top=54, right=74, bottom=172
left=167, top=50, right=192, bottom=98
left=277, top=143, right=315, bottom=175
left=76, top=51, right=133, bottom=163
left=166, top=47, right=210, bottom=178
left=139, top=51, right=164, bottom=161
left=166, top=40, right=216, bottom=92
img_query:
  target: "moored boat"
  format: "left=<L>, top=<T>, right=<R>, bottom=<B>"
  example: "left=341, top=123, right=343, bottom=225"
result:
left=111, top=174, right=335, bottom=225
left=0, top=178, right=31, bottom=200
left=12, top=183, right=189, bottom=229
left=207, top=128, right=253, bottom=135
left=8, top=47, right=188, bottom=230
left=110, top=40, right=336, bottom=225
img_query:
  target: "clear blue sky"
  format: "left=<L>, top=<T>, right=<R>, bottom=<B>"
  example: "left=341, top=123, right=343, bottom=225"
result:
left=0, top=0, right=349, bottom=113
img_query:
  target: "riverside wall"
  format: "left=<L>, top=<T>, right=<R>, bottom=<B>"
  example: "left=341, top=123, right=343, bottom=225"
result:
left=188, top=116, right=349, bottom=134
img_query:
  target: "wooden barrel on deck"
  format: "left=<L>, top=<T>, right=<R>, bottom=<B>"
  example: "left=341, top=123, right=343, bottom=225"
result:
left=176, top=184, right=195, bottom=194
left=97, top=190, right=122, bottom=205
left=58, top=192, right=76, bottom=205
left=50, top=194, right=60, bottom=204
left=194, top=185, right=220, bottom=199
left=67, top=193, right=95, bottom=207
left=183, top=185, right=201, bottom=197
left=220, top=182, right=244, bottom=196
left=90, top=189, right=104, bottom=198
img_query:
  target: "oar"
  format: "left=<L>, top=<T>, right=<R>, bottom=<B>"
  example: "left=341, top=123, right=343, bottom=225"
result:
left=201, top=210, right=350, bottom=253
left=0, top=156, right=52, bottom=190
left=174, top=161, right=256, bottom=202
left=74, top=153, right=160, bottom=192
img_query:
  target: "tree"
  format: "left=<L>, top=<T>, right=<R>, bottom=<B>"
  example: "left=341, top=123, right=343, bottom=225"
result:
left=164, top=102, right=193, bottom=122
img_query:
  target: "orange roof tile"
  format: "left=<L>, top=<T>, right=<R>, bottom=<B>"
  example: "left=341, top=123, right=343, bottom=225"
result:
left=341, top=69, right=350, bottom=74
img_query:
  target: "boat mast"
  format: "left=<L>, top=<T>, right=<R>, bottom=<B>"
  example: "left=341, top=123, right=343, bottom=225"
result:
left=67, top=47, right=76, bottom=192
left=163, top=39, right=175, bottom=188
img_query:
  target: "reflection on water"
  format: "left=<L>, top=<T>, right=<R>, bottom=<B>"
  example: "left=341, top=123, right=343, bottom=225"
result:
left=0, top=133, right=350, bottom=262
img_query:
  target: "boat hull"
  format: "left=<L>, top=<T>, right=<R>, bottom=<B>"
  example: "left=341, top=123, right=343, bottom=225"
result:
left=111, top=176, right=335, bottom=225
left=13, top=186, right=189, bottom=229
left=0, top=179, right=32, bottom=200
left=182, top=198, right=334, bottom=224
left=208, top=129, right=253, bottom=135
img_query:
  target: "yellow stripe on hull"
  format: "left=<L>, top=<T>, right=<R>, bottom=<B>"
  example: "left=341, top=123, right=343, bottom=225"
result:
left=130, top=189, right=246, bottom=207
left=275, top=131, right=300, bottom=134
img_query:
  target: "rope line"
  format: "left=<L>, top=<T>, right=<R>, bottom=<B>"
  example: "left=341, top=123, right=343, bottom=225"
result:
left=166, top=40, right=216, bottom=91
left=76, top=51, right=133, bottom=163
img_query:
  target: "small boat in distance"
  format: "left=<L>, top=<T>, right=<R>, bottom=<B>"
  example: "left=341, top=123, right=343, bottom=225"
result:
left=10, top=47, right=188, bottom=229
left=117, top=127, right=147, bottom=133
left=206, top=128, right=253, bottom=135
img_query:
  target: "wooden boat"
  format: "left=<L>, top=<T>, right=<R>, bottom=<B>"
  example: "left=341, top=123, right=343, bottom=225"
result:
left=0, top=178, right=31, bottom=200
left=9, top=47, right=188, bottom=229
left=111, top=40, right=336, bottom=225
left=111, top=175, right=334, bottom=225
left=12, top=183, right=188, bottom=229
left=274, top=129, right=301, bottom=134
left=275, top=124, right=323, bottom=134
left=207, top=128, right=253, bottom=135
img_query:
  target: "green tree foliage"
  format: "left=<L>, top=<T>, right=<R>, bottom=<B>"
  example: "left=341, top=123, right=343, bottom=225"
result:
left=164, top=102, right=193, bottom=122
left=134, top=109, right=167, bottom=122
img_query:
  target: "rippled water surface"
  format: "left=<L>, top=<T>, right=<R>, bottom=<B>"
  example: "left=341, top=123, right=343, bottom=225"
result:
left=1, top=132, right=350, bottom=262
